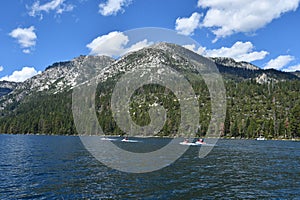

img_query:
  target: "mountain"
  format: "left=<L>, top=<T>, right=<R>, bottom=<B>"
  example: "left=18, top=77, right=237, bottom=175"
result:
left=291, top=71, right=300, bottom=78
left=212, top=58, right=299, bottom=82
left=0, top=43, right=299, bottom=138
left=0, top=81, right=19, bottom=97
left=210, top=57, right=259, bottom=70
left=0, top=55, right=114, bottom=111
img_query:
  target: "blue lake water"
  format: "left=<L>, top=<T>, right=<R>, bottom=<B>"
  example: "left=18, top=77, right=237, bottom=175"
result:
left=0, top=134, right=299, bottom=199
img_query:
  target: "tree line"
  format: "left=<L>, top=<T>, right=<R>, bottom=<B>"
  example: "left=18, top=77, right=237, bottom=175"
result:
left=0, top=74, right=299, bottom=139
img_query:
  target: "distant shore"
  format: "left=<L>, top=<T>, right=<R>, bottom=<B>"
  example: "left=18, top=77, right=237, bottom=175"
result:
left=1, top=133, right=300, bottom=141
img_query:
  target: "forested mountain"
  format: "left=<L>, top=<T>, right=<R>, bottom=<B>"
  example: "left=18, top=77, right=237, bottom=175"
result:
left=0, top=43, right=299, bottom=139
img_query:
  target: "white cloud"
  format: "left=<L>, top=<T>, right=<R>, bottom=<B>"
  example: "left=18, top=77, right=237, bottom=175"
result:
left=86, top=31, right=152, bottom=57
left=205, top=41, right=269, bottom=62
left=183, top=44, right=206, bottom=55
left=198, top=0, right=300, bottom=41
left=0, top=66, right=3, bottom=72
left=22, top=49, right=31, bottom=54
left=87, top=31, right=128, bottom=56
left=184, top=41, right=268, bottom=62
left=283, top=64, right=300, bottom=72
left=175, top=12, right=202, bottom=36
left=0, top=67, right=40, bottom=82
left=125, top=39, right=152, bottom=54
left=264, top=55, right=295, bottom=70
left=99, top=0, right=132, bottom=16
left=29, top=0, right=74, bottom=18
left=9, top=26, right=37, bottom=53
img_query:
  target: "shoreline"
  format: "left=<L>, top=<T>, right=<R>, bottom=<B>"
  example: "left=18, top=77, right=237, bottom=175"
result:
left=1, top=133, right=300, bottom=141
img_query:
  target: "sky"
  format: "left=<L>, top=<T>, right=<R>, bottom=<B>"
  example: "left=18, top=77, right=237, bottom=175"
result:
left=1, top=0, right=300, bottom=82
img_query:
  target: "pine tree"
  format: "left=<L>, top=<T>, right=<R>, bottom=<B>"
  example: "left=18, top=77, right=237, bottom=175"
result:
left=231, top=120, right=239, bottom=138
left=290, top=102, right=300, bottom=138
left=224, top=107, right=231, bottom=136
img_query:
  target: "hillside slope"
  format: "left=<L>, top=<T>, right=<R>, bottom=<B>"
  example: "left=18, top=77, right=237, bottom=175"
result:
left=0, top=43, right=299, bottom=138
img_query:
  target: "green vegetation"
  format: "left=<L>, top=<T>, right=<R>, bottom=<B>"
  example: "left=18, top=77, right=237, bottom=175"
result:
left=0, top=48, right=299, bottom=138
left=0, top=71, right=299, bottom=139
left=223, top=79, right=299, bottom=139
left=0, top=92, right=75, bottom=135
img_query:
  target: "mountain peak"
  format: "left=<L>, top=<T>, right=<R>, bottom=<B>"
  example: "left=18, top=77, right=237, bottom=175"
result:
left=45, top=55, right=115, bottom=71
left=1, top=42, right=298, bottom=112
left=211, top=57, right=259, bottom=70
left=150, top=42, right=179, bottom=50
left=71, top=55, right=114, bottom=62
left=150, top=42, right=194, bottom=54
left=291, top=70, right=300, bottom=78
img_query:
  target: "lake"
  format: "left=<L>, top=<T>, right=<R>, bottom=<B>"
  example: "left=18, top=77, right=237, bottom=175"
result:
left=0, top=134, right=299, bottom=199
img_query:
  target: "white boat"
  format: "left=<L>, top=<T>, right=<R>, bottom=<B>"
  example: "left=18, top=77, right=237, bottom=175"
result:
left=180, top=138, right=212, bottom=146
left=256, top=135, right=266, bottom=141
left=195, top=141, right=207, bottom=145
left=179, top=141, right=198, bottom=146
left=180, top=141, right=216, bottom=146
left=121, top=138, right=139, bottom=143
left=100, top=137, right=117, bottom=141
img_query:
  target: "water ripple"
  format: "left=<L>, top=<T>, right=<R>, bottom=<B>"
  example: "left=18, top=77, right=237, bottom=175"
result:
left=0, top=135, right=299, bottom=199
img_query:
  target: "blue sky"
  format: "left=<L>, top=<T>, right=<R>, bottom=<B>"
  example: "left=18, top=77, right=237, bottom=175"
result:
left=1, top=0, right=300, bottom=82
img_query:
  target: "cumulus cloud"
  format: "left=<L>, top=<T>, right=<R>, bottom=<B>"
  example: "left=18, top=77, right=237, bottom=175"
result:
left=175, top=12, right=202, bottom=36
left=198, top=0, right=300, bottom=41
left=9, top=26, right=37, bottom=53
left=182, top=44, right=207, bottom=55
left=99, top=0, right=132, bottom=16
left=264, top=55, right=295, bottom=70
left=204, top=41, right=269, bottom=62
left=283, top=64, right=300, bottom=72
left=125, top=39, right=152, bottom=54
left=87, top=31, right=128, bottom=56
left=184, top=41, right=268, bottom=62
left=28, top=0, right=74, bottom=18
left=0, top=66, right=3, bottom=72
left=0, top=67, right=40, bottom=82
left=86, top=31, right=152, bottom=57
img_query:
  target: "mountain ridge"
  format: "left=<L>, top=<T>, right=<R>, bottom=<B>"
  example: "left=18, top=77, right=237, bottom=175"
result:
left=0, top=42, right=299, bottom=138
left=0, top=43, right=299, bottom=110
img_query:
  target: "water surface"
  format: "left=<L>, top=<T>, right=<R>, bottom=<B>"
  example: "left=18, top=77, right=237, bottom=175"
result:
left=0, top=134, right=299, bottom=199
